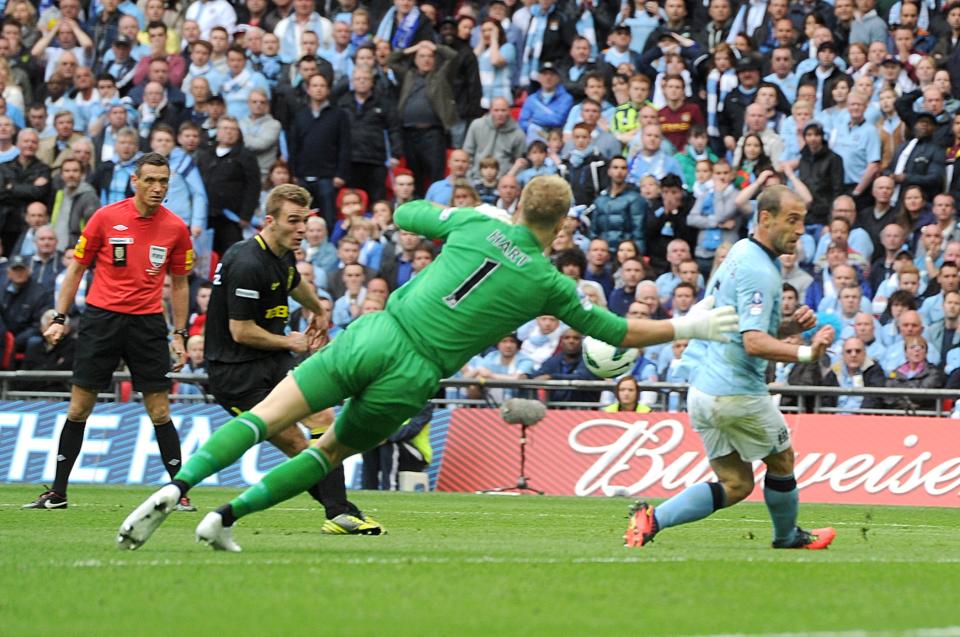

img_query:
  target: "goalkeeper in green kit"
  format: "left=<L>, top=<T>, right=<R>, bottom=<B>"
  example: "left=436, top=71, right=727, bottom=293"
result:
left=117, top=176, right=739, bottom=552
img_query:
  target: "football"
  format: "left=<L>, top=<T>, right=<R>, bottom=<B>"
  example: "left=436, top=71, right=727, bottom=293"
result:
left=582, top=336, right=638, bottom=378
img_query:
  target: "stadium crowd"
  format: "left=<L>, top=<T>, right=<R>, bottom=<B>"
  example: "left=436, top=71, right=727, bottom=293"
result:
left=0, top=0, right=958, bottom=414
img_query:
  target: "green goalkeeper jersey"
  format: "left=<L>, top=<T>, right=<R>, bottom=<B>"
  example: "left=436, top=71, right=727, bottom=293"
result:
left=388, top=201, right=628, bottom=377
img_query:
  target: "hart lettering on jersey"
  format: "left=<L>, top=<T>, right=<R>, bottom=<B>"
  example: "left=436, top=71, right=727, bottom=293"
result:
left=486, top=229, right=530, bottom=267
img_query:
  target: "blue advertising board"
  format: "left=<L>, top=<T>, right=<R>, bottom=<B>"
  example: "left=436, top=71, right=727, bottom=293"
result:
left=0, top=401, right=452, bottom=490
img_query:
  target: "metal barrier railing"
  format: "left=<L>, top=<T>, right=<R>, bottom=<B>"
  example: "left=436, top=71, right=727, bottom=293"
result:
left=0, top=371, right=955, bottom=417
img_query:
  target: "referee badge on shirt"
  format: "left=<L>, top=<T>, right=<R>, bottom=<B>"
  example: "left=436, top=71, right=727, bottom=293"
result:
left=109, top=237, right=133, bottom=266
left=749, top=291, right=764, bottom=315
left=149, top=245, right=168, bottom=269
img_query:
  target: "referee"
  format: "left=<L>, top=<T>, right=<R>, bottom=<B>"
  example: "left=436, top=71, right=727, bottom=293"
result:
left=24, top=153, right=194, bottom=510
left=204, top=183, right=382, bottom=535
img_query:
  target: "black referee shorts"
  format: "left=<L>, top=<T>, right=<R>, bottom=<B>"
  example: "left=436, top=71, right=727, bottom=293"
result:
left=208, top=352, right=295, bottom=415
left=73, top=306, right=172, bottom=393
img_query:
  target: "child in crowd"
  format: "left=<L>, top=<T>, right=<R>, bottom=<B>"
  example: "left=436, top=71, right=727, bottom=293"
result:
left=692, top=158, right=713, bottom=199
left=675, top=126, right=718, bottom=191
left=332, top=263, right=367, bottom=327
left=518, top=315, right=564, bottom=367
left=257, top=160, right=295, bottom=236
left=188, top=282, right=212, bottom=337
left=371, top=200, right=397, bottom=244
left=410, top=243, right=435, bottom=277
left=516, top=140, right=559, bottom=187
left=638, top=174, right=660, bottom=206
left=330, top=189, right=369, bottom=244
left=177, top=335, right=208, bottom=398
left=545, top=128, right=564, bottom=165
left=610, top=73, right=630, bottom=106
left=473, top=156, right=501, bottom=205
left=351, top=8, right=372, bottom=48
left=258, top=33, right=283, bottom=85
left=705, top=43, right=737, bottom=142
left=351, top=218, right=383, bottom=272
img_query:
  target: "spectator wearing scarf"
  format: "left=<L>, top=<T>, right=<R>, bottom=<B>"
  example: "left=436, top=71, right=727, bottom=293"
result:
left=276, top=0, right=333, bottom=63
left=375, top=0, right=433, bottom=52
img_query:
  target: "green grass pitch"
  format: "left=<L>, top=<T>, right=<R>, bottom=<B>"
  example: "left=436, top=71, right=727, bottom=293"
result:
left=1, top=484, right=958, bottom=637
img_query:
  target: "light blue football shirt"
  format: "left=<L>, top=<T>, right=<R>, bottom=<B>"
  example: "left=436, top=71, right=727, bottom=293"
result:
left=686, top=238, right=783, bottom=396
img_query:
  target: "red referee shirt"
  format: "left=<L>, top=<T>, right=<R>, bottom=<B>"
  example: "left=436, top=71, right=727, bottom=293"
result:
left=74, top=198, right=193, bottom=315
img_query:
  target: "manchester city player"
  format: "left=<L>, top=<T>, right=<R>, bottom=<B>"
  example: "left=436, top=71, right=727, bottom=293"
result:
left=117, top=176, right=739, bottom=551
left=625, top=185, right=837, bottom=550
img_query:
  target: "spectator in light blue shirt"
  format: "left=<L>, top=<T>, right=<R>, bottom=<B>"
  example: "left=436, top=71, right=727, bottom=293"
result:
left=425, top=149, right=470, bottom=205
left=764, top=47, right=799, bottom=102
left=831, top=91, right=881, bottom=195
left=476, top=18, right=516, bottom=109
left=627, top=125, right=683, bottom=185
left=462, top=333, right=536, bottom=402
left=919, top=262, right=959, bottom=325
left=220, top=47, right=271, bottom=119
left=151, top=126, right=208, bottom=236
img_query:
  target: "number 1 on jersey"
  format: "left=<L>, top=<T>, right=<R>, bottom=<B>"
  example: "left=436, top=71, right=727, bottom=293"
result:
left=443, top=258, right=500, bottom=308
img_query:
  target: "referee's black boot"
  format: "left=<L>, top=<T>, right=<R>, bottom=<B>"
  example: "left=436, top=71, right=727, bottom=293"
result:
left=22, top=487, right=68, bottom=509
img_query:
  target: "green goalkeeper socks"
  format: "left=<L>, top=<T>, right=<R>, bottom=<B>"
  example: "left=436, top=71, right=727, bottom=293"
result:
left=230, top=448, right=332, bottom=519
left=174, top=412, right=268, bottom=488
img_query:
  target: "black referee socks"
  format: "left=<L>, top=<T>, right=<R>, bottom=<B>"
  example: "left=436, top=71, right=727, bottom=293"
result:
left=154, top=422, right=183, bottom=481
left=52, top=419, right=87, bottom=495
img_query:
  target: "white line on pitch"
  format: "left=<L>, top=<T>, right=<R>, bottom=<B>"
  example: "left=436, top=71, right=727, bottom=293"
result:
left=8, top=555, right=960, bottom=570
left=666, top=627, right=960, bottom=637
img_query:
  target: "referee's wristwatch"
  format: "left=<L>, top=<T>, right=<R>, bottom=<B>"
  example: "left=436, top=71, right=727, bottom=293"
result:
left=52, top=312, right=67, bottom=325
left=173, top=328, right=190, bottom=340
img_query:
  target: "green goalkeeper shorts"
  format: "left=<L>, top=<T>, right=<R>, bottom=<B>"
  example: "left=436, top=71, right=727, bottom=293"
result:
left=291, top=311, right=442, bottom=452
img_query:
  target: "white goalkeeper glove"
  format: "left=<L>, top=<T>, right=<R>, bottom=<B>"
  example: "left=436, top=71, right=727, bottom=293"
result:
left=670, top=295, right=739, bottom=343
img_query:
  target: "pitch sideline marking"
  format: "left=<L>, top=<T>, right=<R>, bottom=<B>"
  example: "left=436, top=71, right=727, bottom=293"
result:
left=1, top=504, right=955, bottom=531
left=7, top=555, right=960, bottom=570
left=673, top=627, right=960, bottom=637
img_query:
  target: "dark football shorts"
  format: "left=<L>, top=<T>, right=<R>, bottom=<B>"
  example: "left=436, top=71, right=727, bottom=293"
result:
left=73, top=306, right=171, bottom=393
left=207, top=352, right=295, bottom=415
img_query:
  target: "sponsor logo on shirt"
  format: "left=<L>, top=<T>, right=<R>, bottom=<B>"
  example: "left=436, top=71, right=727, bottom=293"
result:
left=265, top=305, right=289, bottom=319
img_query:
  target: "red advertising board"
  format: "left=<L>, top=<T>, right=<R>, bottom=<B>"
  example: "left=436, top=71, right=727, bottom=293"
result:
left=436, top=410, right=960, bottom=507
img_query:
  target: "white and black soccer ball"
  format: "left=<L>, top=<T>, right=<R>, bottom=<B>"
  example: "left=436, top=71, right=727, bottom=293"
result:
left=582, top=337, right=638, bottom=378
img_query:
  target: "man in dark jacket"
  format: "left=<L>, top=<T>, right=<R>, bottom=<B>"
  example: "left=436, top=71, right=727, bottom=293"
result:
left=438, top=16, right=483, bottom=148
left=533, top=328, right=602, bottom=404
left=590, top=157, right=647, bottom=254
left=557, top=37, right=608, bottom=101
left=389, top=40, right=459, bottom=196
left=0, top=129, right=52, bottom=256
left=196, top=116, right=261, bottom=255
left=338, top=66, right=401, bottom=203
left=290, top=73, right=351, bottom=231
left=896, top=85, right=953, bottom=148
left=718, top=55, right=762, bottom=153
left=0, top=255, right=53, bottom=353
left=798, top=122, right=845, bottom=226
left=888, top=112, right=947, bottom=203
left=644, top=174, right=697, bottom=275
left=822, top=336, right=886, bottom=412
left=273, top=55, right=335, bottom=131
